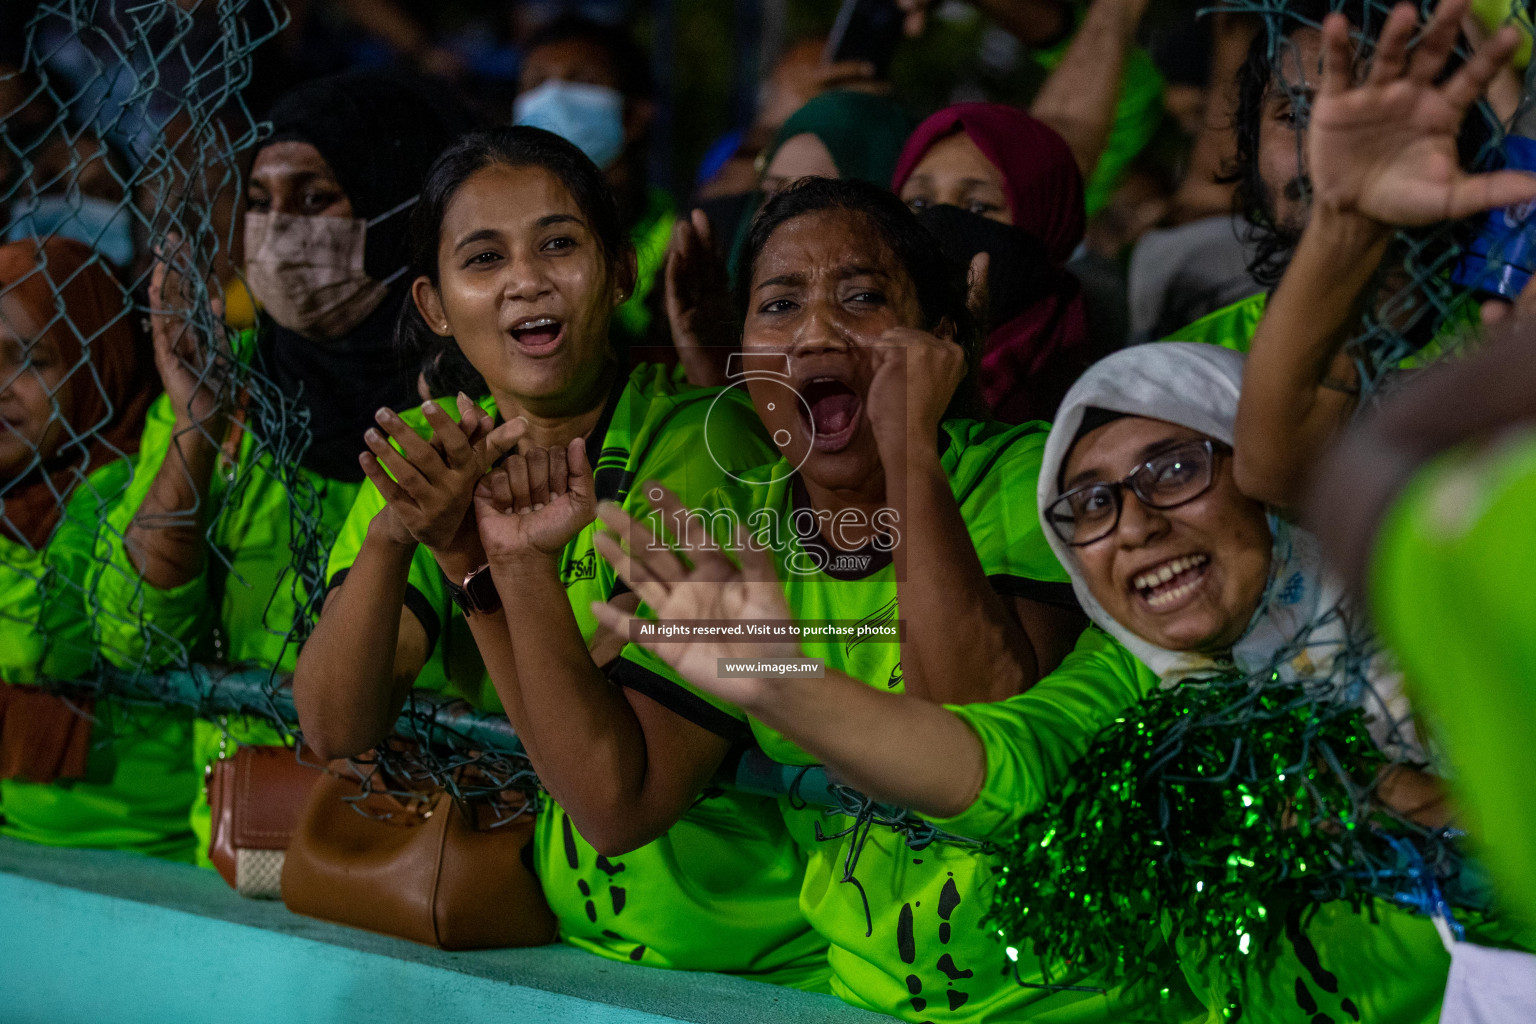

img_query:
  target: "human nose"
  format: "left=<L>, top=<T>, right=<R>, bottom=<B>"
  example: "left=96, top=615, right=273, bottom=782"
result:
left=789, top=302, right=852, bottom=359
left=501, top=254, right=554, bottom=304
left=1114, top=488, right=1170, bottom=548
left=0, top=360, right=22, bottom=400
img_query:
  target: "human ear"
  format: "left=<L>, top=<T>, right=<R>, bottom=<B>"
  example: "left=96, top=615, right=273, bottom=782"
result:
left=412, top=276, right=450, bottom=336
left=612, top=249, right=639, bottom=307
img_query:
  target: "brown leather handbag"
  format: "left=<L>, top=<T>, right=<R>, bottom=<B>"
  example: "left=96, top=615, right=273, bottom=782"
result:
left=206, top=744, right=325, bottom=898
left=280, top=765, right=555, bottom=951
left=0, top=682, right=93, bottom=783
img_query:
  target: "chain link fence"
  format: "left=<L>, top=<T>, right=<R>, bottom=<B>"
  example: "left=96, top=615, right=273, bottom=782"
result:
left=0, top=0, right=1530, bottom=878
left=0, top=0, right=529, bottom=807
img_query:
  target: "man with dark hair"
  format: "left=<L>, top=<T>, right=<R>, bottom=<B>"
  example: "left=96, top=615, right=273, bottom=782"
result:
left=1166, top=0, right=1498, bottom=350
left=515, top=15, right=673, bottom=342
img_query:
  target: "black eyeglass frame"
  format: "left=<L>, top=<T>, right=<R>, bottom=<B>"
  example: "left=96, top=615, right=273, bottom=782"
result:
left=1048, top=438, right=1221, bottom=547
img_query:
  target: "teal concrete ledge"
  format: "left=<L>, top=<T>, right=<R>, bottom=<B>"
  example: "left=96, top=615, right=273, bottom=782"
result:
left=0, top=837, right=890, bottom=1024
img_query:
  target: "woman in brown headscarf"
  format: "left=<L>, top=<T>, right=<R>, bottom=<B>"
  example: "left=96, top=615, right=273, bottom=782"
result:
left=0, top=236, right=156, bottom=550
left=0, top=236, right=195, bottom=861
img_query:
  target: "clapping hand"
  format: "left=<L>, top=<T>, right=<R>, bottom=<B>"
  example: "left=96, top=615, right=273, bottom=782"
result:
left=474, top=436, right=598, bottom=565
left=663, top=209, right=733, bottom=387
left=361, top=394, right=525, bottom=566
left=1309, top=0, right=1536, bottom=227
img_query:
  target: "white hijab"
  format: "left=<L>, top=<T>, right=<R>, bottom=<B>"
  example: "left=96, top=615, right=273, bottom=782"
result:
left=1037, top=343, right=1422, bottom=759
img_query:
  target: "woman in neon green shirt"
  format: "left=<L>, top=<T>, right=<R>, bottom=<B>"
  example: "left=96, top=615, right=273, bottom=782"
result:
left=596, top=338, right=1481, bottom=1022
left=295, top=125, right=826, bottom=986
left=576, top=177, right=1125, bottom=1023
left=92, top=73, right=481, bottom=865
left=0, top=237, right=192, bottom=859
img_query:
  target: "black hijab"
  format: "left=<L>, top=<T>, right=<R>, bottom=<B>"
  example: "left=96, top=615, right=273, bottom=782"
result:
left=258, top=71, right=481, bottom=482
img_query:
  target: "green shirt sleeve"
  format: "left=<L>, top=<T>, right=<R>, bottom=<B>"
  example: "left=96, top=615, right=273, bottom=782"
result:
left=1159, top=292, right=1268, bottom=352
left=91, top=394, right=216, bottom=671
left=323, top=471, right=448, bottom=657
left=920, top=627, right=1157, bottom=842
left=944, top=419, right=1075, bottom=602
left=1084, top=48, right=1165, bottom=217
left=0, top=457, right=132, bottom=683
left=320, top=394, right=493, bottom=661
left=1370, top=432, right=1536, bottom=925
left=0, top=537, right=54, bottom=682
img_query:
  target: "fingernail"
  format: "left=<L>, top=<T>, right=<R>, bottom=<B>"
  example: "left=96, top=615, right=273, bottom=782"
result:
left=365, top=428, right=381, bottom=442
left=532, top=503, right=545, bottom=511
left=375, top=408, right=394, bottom=423
left=422, top=400, right=439, bottom=414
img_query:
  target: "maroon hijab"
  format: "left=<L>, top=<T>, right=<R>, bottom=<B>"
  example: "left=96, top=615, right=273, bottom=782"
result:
left=892, top=104, right=1094, bottom=424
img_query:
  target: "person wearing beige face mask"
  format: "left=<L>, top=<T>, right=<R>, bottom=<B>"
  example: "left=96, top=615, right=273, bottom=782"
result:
left=92, top=71, right=483, bottom=868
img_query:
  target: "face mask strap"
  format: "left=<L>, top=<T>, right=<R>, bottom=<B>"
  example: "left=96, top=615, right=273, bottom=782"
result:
left=377, top=264, right=411, bottom=289
left=363, top=194, right=421, bottom=289
left=366, top=193, right=419, bottom=228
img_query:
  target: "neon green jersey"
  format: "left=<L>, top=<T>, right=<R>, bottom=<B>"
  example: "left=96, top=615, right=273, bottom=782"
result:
left=1161, top=292, right=1267, bottom=353
left=1156, top=285, right=1481, bottom=367
left=1372, top=432, right=1536, bottom=928
left=94, top=392, right=361, bottom=674
left=643, top=419, right=1175, bottom=1023
left=92, top=385, right=363, bottom=865
left=1, top=457, right=197, bottom=861
left=924, top=627, right=1157, bottom=841
left=926, top=628, right=1202, bottom=1021
left=324, top=364, right=828, bottom=988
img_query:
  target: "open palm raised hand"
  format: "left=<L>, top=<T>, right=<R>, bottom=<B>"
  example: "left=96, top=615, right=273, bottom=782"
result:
left=1309, top=0, right=1536, bottom=227
left=590, top=486, right=801, bottom=708
left=148, top=239, right=230, bottom=430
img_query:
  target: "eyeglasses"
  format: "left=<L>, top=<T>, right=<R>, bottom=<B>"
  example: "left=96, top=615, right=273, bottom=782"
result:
left=1047, top=439, right=1220, bottom=547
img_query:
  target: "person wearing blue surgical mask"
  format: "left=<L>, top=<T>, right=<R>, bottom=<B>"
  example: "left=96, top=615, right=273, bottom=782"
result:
left=4, top=132, right=136, bottom=269
left=6, top=193, right=135, bottom=269
left=514, top=16, right=673, bottom=343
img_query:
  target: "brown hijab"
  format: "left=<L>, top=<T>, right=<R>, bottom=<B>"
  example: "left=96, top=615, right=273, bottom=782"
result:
left=0, top=237, right=157, bottom=549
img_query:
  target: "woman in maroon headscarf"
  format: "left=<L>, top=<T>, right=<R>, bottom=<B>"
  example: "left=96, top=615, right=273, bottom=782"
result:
left=893, top=103, right=1096, bottom=424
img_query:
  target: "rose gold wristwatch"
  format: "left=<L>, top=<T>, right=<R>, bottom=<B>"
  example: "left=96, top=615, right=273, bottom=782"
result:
left=445, top=562, right=501, bottom=615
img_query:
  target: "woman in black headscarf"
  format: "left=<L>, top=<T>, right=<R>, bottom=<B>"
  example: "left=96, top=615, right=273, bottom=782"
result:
left=93, top=71, right=482, bottom=865
left=249, top=70, right=482, bottom=479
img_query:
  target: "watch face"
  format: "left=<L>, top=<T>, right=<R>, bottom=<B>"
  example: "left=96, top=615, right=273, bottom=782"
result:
left=464, top=566, right=501, bottom=613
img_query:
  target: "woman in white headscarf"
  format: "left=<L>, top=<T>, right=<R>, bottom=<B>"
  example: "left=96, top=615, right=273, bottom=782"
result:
left=592, top=340, right=1486, bottom=1022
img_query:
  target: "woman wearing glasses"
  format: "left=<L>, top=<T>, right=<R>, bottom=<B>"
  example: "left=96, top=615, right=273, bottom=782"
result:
left=595, top=341, right=1461, bottom=1022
